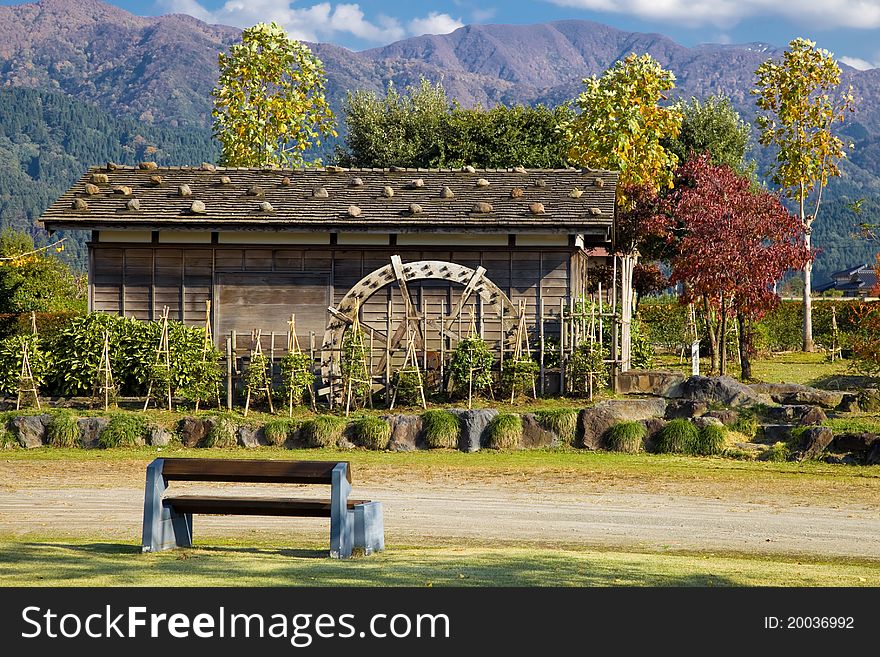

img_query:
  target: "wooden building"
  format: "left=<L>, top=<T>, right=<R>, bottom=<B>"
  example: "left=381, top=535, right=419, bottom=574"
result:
left=41, top=164, right=618, bottom=394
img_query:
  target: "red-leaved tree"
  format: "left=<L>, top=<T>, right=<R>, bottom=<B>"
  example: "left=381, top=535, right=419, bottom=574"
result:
left=665, top=155, right=811, bottom=379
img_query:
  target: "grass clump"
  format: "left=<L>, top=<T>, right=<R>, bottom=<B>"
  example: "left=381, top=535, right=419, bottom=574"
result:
left=536, top=408, right=578, bottom=445
left=762, top=441, right=791, bottom=462
left=695, top=423, right=727, bottom=456
left=99, top=413, right=147, bottom=448
left=48, top=410, right=80, bottom=448
left=263, top=418, right=299, bottom=447
left=351, top=417, right=391, bottom=450
left=422, top=410, right=460, bottom=449
left=605, top=421, right=646, bottom=453
left=204, top=416, right=238, bottom=448
left=731, top=410, right=759, bottom=439
left=656, top=418, right=699, bottom=455
left=301, top=415, right=346, bottom=448
left=486, top=413, right=522, bottom=450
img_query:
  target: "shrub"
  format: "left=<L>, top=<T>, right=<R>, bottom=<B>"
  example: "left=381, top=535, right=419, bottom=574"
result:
left=278, top=351, right=314, bottom=408
left=449, top=337, right=495, bottom=396
left=99, top=413, right=147, bottom=448
left=263, top=418, right=299, bottom=447
left=204, top=416, right=238, bottom=448
left=351, top=417, right=391, bottom=450
left=605, top=421, right=646, bottom=453
left=391, top=368, right=424, bottom=406
left=0, top=335, right=49, bottom=397
left=48, top=410, right=79, bottom=448
left=695, top=423, right=727, bottom=456
left=1, top=428, right=15, bottom=449
left=486, top=413, right=522, bottom=449
left=567, top=342, right=608, bottom=395
left=422, top=410, right=460, bottom=449
left=762, top=441, right=791, bottom=462
left=301, top=415, right=346, bottom=448
left=656, top=418, right=699, bottom=455
left=244, top=353, right=272, bottom=402
left=340, top=326, right=371, bottom=401
left=535, top=408, right=578, bottom=445
left=500, top=358, right=538, bottom=398
left=731, top=411, right=759, bottom=439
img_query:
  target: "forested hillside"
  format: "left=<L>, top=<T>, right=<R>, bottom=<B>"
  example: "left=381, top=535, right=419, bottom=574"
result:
left=0, top=88, right=217, bottom=268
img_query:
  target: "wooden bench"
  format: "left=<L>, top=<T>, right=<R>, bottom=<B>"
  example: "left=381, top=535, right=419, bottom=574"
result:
left=140, top=458, right=384, bottom=559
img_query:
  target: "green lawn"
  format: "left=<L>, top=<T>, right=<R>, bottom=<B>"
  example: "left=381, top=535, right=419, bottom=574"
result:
left=1, top=538, right=877, bottom=587
left=653, top=351, right=860, bottom=387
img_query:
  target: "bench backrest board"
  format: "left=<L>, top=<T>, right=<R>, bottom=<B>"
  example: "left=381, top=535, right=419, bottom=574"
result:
left=159, top=458, right=352, bottom=484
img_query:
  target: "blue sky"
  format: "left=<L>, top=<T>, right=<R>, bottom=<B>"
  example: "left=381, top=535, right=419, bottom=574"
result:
left=26, top=0, right=880, bottom=67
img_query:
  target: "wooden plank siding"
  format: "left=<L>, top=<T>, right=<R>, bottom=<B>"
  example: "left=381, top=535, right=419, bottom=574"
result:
left=89, top=242, right=587, bottom=353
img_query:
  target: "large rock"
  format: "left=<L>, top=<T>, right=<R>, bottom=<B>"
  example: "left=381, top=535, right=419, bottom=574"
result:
left=178, top=416, right=210, bottom=448
left=868, top=443, right=880, bottom=466
left=11, top=415, right=50, bottom=448
left=77, top=417, right=110, bottom=448
left=763, top=405, right=816, bottom=424
left=752, top=383, right=843, bottom=409
left=641, top=417, right=667, bottom=453
left=682, top=376, right=768, bottom=407
left=692, top=416, right=723, bottom=429
left=831, top=432, right=880, bottom=453
left=796, top=426, right=833, bottom=460
left=760, top=424, right=793, bottom=444
left=798, top=407, right=828, bottom=427
left=237, top=425, right=264, bottom=448
left=664, top=399, right=708, bottom=419
left=839, top=393, right=859, bottom=414
left=704, top=409, right=739, bottom=426
left=579, top=398, right=666, bottom=449
left=148, top=426, right=174, bottom=447
left=614, top=370, right=685, bottom=397
left=520, top=413, right=556, bottom=448
left=448, top=409, right=497, bottom=452
left=386, top=414, right=423, bottom=451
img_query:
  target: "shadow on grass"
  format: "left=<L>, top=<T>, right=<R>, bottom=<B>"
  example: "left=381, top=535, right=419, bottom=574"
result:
left=0, top=540, right=804, bottom=588
left=810, top=373, right=878, bottom=391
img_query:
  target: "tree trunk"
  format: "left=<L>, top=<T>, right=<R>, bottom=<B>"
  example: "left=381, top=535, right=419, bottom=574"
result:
left=738, top=312, right=752, bottom=381
left=703, top=297, right=718, bottom=375
left=801, top=194, right=814, bottom=352
left=719, top=295, right=728, bottom=377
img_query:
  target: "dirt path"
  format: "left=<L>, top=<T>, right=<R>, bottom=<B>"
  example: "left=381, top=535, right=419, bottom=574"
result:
left=2, top=461, right=878, bottom=558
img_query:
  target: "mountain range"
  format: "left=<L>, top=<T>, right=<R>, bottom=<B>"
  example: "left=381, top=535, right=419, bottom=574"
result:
left=1, top=0, right=878, bottom=280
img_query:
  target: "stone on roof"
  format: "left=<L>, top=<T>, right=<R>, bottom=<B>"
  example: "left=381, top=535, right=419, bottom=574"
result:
left=40, top=165, right=619, bottom=233
left=530, top=202, right=545, bottom=215
left=139, top=162, right=158, bottom=170
left=126, top=198, right=141, bottom=211
left=347, top=205, right=362, bottom=218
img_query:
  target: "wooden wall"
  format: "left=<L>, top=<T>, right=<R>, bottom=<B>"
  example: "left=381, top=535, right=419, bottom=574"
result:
left=90, top=243, right=595, bottom=352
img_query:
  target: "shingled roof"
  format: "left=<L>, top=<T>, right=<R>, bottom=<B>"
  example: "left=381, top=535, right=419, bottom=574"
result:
left=40, top=164, right=618, bottom=235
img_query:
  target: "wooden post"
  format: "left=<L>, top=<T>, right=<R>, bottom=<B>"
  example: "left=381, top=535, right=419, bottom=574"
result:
left=539, top=297, right=545, bottom=396
left=270, top=332, right=276, bottom=387
left=559, top=299, right=566, bottom=394
left=385, top=299, right=392, bottom=405
left=225, top=336, right=233, bottom=410
left=499, top=302, right=505, bottom=373
left=440, top=298, right=446, bottom=395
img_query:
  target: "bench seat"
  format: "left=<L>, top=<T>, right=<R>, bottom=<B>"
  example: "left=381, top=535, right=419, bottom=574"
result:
left=163, top=495, right=369, bottom=517
left=141, top=458, right=384, bottom=558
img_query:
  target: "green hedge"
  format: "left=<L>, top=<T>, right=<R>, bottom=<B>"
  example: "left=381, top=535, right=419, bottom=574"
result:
left=639, top=299, right=876, bottom=353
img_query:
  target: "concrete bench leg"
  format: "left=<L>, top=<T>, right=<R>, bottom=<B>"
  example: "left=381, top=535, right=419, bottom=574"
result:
left=330, top=463, right=353, bottom=559
left=141, top=458, right=193, bottom=552
left=353, top=502, right=384, bottom=555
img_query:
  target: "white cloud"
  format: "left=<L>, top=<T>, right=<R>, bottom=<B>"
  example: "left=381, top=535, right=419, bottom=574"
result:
left=840, top=56, right=877, bottom=70
left=408, top=12, right=465, bottom=36
left=545, top=0, right=880, bottom=30
left=157, top=0, right=462, bottom=44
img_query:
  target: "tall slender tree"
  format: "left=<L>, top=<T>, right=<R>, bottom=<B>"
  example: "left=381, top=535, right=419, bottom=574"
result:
left=212, top=22, right=336, bottom=168
left=566, top=53, right=682, bottom=370
left=752, top=38, right=855, bottom=352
